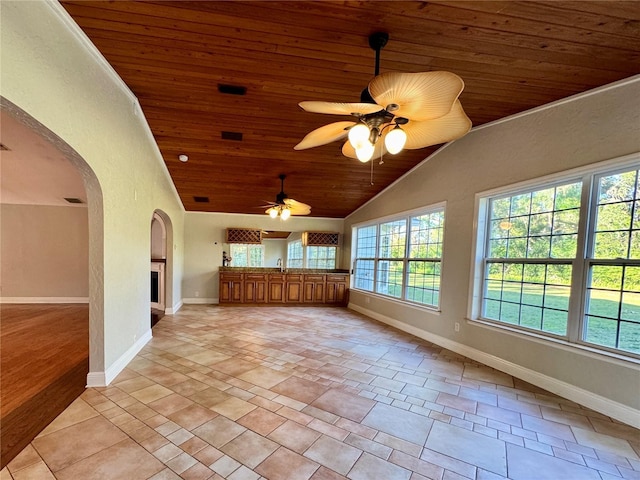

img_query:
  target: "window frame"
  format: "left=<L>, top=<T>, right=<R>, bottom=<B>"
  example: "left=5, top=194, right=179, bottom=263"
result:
left=352, top=203, right=446, bottom=310
left=470, top=153, right=640, bottom=361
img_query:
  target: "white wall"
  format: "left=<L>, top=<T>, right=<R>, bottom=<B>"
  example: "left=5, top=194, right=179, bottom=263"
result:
left=1, top=204, right=88, bottom=300
left=183, top=212, right=344, bottom=302
left=2, top=1, right=185, bottom=384
left=343, top=77, right=640, bottom=425
left=263, top=239, right=287, bottom=267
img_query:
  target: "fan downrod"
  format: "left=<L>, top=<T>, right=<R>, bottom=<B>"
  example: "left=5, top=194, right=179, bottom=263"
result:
left=361, top=32, right=389, bottom=103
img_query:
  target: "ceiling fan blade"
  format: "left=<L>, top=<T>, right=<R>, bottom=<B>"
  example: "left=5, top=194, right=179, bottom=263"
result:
left=294, top=121, right=354, bottom=150
left=283, top=198, right=311, bottom=215
left=299, top=101, right=384, bottom=116
left=401, top=100, right=472, bottom=149
left=341, top=136, right=388, bottom=162
left=368, top=71, right=465, bottom=121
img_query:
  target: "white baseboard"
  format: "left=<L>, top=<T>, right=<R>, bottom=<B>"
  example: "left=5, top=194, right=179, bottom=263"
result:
left=349, top=303, right=640, bottom=429
left=165, top=300, right=183, bottom=314
left=183, top=297, right=218, bottom=304
left=86, top=330, right=152, bottom=387
left=0, top=296, right=89, bottom=304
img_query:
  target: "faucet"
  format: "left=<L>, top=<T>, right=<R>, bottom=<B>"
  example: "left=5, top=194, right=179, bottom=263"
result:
left=277, top=258, right=283, bottom=272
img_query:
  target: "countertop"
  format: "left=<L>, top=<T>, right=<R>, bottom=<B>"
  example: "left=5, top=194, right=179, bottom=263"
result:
left=219, top=267, right=349, bottom=274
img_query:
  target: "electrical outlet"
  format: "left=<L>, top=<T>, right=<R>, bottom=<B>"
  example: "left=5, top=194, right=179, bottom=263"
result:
left=454, top=322, right=460, bottom=332
left=195, top=291, right=199, bottom=297
left=365, top=297, right=370, bottom=304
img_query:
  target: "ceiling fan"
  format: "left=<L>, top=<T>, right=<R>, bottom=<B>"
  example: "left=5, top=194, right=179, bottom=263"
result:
left=263, top=174, right=311, bottom=220
left=294, top=32, right=472, bottom=163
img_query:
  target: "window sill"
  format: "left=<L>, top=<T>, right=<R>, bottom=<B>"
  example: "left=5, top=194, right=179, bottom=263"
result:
left=352, top=288, right=441, bottom=315
left=468, top=317, right=640, bottom=367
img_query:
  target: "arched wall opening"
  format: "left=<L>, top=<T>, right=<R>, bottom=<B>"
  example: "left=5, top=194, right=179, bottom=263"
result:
left=0, top=99, right=104, bottom=466
left=1, top=99, right=105, bottom=375
left=151, top=210, right=175, bottom=323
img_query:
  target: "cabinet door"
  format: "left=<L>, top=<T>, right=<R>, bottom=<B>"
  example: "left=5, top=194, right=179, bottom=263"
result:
left=303, top=282, right=315, bottom=302
left=268, top=274, right=285, bottom=303
left=254, top=281, right=266, bottom=303
left=303, top=275, right=325, bottom=303
left=220, top=273, right=243, bottom=303
left=284, top=274, right=302, bottom=303
left=245, top=274, right=267, bottom=303
left=286, top=281, right=302, bottom=302
left=326, top=275, right=348, bottom=305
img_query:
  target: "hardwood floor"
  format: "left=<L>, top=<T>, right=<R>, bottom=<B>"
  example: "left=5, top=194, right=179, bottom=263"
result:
left=0, top=304, right=88, bottom=468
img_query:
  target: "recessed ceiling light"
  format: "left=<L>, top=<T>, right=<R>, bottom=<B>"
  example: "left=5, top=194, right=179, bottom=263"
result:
left=178, top=154, right=188, bottom=162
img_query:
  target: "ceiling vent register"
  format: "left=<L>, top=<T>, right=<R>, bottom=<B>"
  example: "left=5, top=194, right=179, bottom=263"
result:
left=226, top=228, right=262, bottom=244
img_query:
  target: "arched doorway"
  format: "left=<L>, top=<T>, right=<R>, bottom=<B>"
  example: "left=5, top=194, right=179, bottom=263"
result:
left=0, top=100, right=104, bottom=467
left=150, top=209, right=174, bottom=327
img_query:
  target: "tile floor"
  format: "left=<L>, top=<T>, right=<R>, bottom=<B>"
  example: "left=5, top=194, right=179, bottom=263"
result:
left=3, top=305, right=639, bottom=479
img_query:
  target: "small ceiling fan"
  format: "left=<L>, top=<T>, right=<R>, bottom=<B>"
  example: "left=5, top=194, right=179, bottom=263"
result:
left=294, top=32, right=472, bottom=163
left=263, top=174, right=311, bottom=220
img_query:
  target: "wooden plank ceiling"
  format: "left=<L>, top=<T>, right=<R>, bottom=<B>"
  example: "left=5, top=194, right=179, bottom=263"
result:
left=60, top=1, right=640, bottom=218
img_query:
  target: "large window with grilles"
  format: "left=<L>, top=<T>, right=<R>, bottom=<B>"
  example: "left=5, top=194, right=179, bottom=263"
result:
left=472, top=156, right=640, bottom=358
left=353, top=204, right=445, bottom=309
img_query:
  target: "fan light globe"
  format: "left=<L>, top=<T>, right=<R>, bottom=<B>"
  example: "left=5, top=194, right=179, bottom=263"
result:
left=385, top=126, right=407, bottom=154
left=348, top=123, right=370, bottom=150
left=356, top=142, right=375, bottom=163
left=281, top=208, right=291, bottom=220
left=269, top=208, right=278, bottom=218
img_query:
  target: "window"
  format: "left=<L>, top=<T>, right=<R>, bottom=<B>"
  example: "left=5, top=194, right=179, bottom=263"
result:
left=584, top=169, right=640, bottom=353
left=474, top=159, right=640, bottom=357
left=482, top=182, right=581, bottom=335
left=353, top=205, right=445, bottom=308
left=288, top=240, right=337, bottom=269
left=229, top=244, right=264, bottom=267
left=307, top=246, right=337, bottom=269
left=287, top=240, right=303, bottom=268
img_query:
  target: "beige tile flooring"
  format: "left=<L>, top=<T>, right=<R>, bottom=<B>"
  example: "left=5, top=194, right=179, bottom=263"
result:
left=3, top=305, right=640, bottom=479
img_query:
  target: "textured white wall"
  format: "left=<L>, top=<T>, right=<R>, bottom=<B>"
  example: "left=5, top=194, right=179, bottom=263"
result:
left=2, top=1, right=185, bottom=376
left=344, top=77, right=640, bottom=416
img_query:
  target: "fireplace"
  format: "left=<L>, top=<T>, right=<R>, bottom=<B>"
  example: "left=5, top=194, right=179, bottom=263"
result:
left=151, top=261, right=165, bottom=310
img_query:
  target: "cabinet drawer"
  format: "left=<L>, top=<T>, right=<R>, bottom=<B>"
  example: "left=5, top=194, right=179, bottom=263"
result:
left=285, top=274, right=303, bottom=281
left=269, top=274, right=285, bottom=281
left=303, top=274, right=325, bottom=282
left=220, top=273, right=243, bottom=280
left=245, top=274, right=267, bottom=281
left=326, top=275, right=348, bottom=282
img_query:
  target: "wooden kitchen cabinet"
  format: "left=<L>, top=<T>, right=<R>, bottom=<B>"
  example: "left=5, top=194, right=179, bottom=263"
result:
left=326, top=274, right=348, bottom=305
left=244, top=274, right=267, bottom=303
left=219, top=272, right=243, bottom=303
left=303, top=274, right=326, bottom=303
left=219, top=270, right=348, bottom=305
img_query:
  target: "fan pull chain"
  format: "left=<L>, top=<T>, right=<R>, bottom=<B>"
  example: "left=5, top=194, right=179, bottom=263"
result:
left=370, top=156, right=374, bottom=185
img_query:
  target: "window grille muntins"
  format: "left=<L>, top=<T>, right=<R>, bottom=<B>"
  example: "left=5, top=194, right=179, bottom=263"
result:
left=353, top=206, right=445, bottom=308
left=473, top=158, right=640, bottom=358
